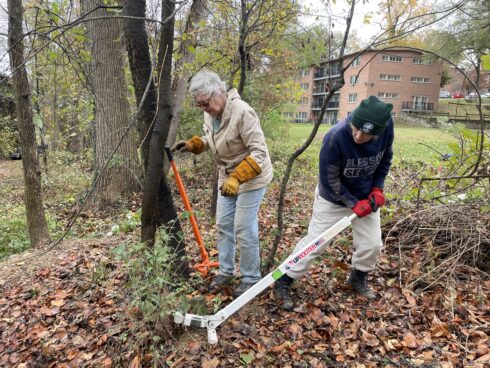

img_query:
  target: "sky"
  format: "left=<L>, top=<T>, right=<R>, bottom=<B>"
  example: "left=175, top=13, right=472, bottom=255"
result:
left=0, top=2, right=8, bottom=74
left=301, top=0, right=383, bottom=43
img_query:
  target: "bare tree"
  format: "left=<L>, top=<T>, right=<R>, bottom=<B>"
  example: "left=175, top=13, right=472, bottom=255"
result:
left=8, top=0, right=51, bottom=247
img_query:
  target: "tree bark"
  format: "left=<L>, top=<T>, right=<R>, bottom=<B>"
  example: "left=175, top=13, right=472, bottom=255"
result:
left=8, top=0, right=51, bottom=247
left=123, top=0, right=157, bottom=173
left=237, top=0, right=249, bottom=95
left=166, top=0, right=209, bottom=153
left=133, top=0, right=189, bottom=275
left=81, top=0, right=140, bottom=206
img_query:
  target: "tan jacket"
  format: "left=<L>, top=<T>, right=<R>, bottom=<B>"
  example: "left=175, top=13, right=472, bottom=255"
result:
left=201, top=89, right=273, bottom=193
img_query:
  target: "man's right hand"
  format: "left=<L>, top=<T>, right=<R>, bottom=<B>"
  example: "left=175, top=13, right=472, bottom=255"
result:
left=171, top=136, right=205, bottom=154
left=352, top=199, right=373, bottom=218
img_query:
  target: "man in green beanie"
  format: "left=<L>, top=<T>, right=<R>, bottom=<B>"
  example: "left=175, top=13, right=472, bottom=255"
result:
left=274, top=96, right=394, bottom=310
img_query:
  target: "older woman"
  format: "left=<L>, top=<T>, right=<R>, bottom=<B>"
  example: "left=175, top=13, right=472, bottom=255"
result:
left=172, top=70, right=273, bottom=297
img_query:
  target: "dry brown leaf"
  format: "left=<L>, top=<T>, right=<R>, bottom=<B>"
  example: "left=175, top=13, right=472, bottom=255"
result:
left=361, top=329, right=379, bottom=347
left=54, top=290, right=69, bottom=299
left=382, top=338, right=396, bottom=351
left=201, top=357, right=220, bottom=368
left=335, top=354, right=345, bottom=362
left=402, top=332, right=419, bottom=349
left=103, top=357, right=112, bottom=367
left=313, top=343, right=328, bottom=352
left=129, top=355, right=141, bottom=368
left=72, top=335, right=85, bottom=346
left=288, top=323, right=303, bottom=339
left=333, top=261, right=349, bottom=271
left=475, top=352, right=490, bottom=363
left=345, top=348, right=357, bottom=357
left=51, top=299, right=65, bottom=307
left=66, top=349, right=79, bottom=361
left=402, top=289, right=416, bottom=307
left=271, top=343, right=287, bottom=353
left=430, top=321, right=450, bottom=338
left=39, top=306, right=59, bottom=316
left=308, top=306, right=325, bottom=325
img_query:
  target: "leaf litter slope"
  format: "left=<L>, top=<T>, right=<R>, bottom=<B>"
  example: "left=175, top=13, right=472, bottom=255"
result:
left=0, top=159, right=489, bottom=367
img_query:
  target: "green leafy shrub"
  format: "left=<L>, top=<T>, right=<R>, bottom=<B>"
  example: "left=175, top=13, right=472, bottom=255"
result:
left=261, top=110, right=289, bottom=141
left=0, top=118, right=18, bottom=158
left=110, top=209, right=141, bottom=235
left=0, top=206, right=59, bottom=259
left=113, top=224, right=204, bottom=359
left=177, top=105, right=203, bottom=141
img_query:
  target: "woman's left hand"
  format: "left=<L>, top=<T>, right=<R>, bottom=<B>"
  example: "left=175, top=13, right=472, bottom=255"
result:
left=220, top=176, right=240, bottom=196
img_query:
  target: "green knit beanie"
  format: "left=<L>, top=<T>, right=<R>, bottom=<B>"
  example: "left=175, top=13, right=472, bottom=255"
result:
left=350, top=96, right=393, bottom=135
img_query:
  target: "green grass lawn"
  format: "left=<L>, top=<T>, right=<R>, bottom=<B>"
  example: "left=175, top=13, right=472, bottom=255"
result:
left=284, top=122, right=458, bottom=163
left=437, top=98, right=490, bottom=118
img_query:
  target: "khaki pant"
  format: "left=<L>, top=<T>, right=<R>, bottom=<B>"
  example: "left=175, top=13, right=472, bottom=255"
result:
left=287, top=189, right=383, bottom=279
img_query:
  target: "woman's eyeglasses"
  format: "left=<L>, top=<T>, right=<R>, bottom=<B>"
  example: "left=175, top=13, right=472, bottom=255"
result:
left=195, top=93, right=214, bottom=108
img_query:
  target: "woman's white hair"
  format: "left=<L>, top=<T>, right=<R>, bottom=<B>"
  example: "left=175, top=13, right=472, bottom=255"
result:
left=189, top=70, right=227, bottom=97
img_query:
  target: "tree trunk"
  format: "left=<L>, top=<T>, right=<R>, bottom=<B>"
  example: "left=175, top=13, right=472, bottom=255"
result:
left=129, top=0, right=189, bottom=275
left=8, top=0, right=51, bottom=247
left=81, top=0, right=140, bottom=206
left=123, top=0, right=157, bottom=173
left=166, top=0, right=208, bottom=152
left=237, top=0, right=248, bottom=95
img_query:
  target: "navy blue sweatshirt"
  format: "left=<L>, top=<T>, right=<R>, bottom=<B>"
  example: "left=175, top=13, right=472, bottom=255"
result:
left=318, top=114, right=394, bottom=208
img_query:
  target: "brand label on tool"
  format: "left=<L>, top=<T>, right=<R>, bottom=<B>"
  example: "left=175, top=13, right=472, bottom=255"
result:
left=285, top=239, right=323, bottom=270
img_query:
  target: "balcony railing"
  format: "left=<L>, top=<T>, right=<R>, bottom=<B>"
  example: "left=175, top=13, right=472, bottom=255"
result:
left=314, top=70, right=341, bottom=79
left=312, top=88, right=327, bottom=94
left=401, top=101, right=434, bottom=111
left=312, top=101, right=340, bottom=109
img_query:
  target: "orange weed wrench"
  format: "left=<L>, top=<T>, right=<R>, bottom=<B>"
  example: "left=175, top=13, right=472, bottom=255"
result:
left=165, top=147, right=219, bottom=276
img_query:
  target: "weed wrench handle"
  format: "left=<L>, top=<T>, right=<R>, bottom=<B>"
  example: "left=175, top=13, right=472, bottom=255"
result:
left=165, top=147, right=209, bottom=262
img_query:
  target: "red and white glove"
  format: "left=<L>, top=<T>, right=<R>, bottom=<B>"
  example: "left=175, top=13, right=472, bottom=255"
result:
left=368, top=187, right=386, bottom=208
left=352, top=199, right=373, bottom=218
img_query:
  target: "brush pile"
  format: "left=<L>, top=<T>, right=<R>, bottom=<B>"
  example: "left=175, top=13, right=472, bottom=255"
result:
left=385, top=204, right=489, bottom=287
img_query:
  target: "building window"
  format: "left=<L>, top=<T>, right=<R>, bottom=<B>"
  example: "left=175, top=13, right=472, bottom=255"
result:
left=300, top=69, right=309, bottom=77
left=348, top=93, right=358, bottom=103
left=295, top=112, right=307, bottom=123
left=378, top=92, right=399, bottom=99
left=411, top=76, right=430, bottom=83
left=300, top=83, right=309, bottom=91
left=381, top=55, right=403, bottom=62
left=391, top=112, right=397, bottom=117
left=315, top=82, right=325, bottom=94
left=413, top=58, right=432, bottom=65
left=349, top=75, right=358, bottom=85
left=300, top=96, right=308, bottom=104
left=283, top=112, right=293, bottom=119
left=351, top=57, right=360, bottom=67
left=380, top=74, right=401, bottom=81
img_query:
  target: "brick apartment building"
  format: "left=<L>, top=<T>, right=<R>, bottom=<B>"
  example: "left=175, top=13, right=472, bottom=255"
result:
left=290, top=48, right=443, bottom=124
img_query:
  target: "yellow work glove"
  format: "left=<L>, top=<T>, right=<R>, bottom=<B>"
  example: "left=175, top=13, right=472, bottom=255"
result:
left=171, top=135, right=205, bottom=154
left=220, top=156, right=262, bottom=197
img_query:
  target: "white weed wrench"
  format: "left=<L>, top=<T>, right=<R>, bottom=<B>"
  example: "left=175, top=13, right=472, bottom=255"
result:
left=174, top=213, right=357, bottom=344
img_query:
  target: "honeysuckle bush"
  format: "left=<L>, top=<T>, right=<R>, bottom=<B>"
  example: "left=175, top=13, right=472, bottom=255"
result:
left=113, top=225, right=209, bottom=360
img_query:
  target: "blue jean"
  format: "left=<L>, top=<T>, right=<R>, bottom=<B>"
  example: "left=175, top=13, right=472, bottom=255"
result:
left=216, top=187, right=266, bottom=283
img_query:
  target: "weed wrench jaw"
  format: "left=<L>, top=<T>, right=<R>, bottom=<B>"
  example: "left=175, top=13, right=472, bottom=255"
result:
left=173, top=312, right=204, bottom=327
left=174, top=311, right=185, bottom=325
left=173, top=311, right=221, bottom=344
